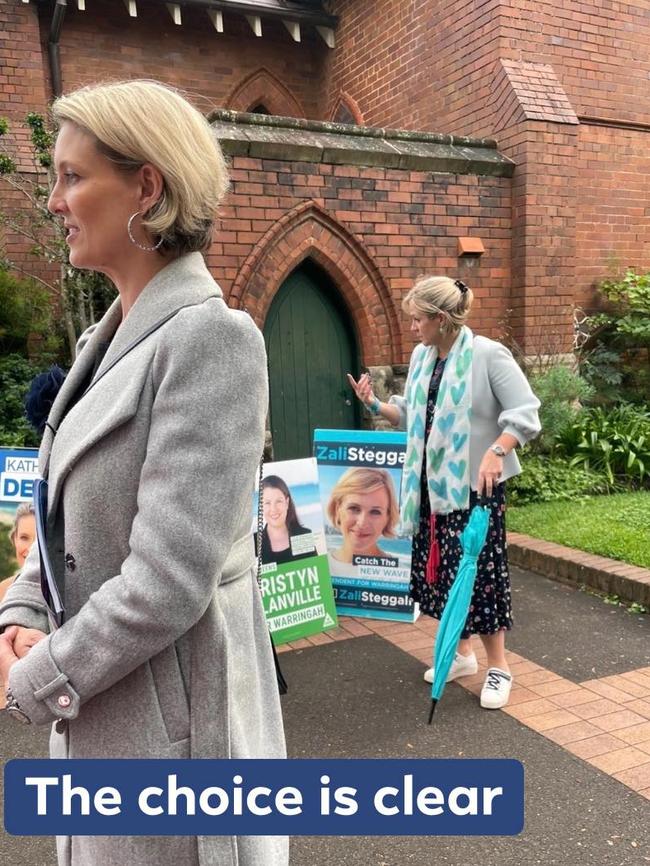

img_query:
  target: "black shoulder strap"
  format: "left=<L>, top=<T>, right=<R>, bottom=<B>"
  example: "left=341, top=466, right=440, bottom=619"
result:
left=81, top=306, right=184, bottom=401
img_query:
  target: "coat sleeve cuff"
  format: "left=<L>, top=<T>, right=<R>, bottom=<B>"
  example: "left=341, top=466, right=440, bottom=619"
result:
left=0, top=598, right=49, bottom=635
left=8, top=637, right=80, bottom=726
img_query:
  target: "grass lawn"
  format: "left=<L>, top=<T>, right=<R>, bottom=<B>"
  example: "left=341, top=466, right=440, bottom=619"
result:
left=507, top=491, right=650, bottom=569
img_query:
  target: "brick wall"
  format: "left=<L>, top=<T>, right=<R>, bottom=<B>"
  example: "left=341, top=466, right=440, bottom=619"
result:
left=5, top=0, right=649, bottom=359
left=0, top=0, right=48, bottom=162
left=499, top=0, right=650, bottom=126
left=209, top=156, right=512, bottom=366
left=324, top=0, right=650, bottom=348
left=576, top=123, right=650, bottom=307
left=0, top=0, right=52, bottom=289
left=323, top=0, right=501, bottom=135
left=51, top=0, right=326, bottom=118
left=500, top=119, right=579, bottom=350
left=326, top=0, right=650, bottom=134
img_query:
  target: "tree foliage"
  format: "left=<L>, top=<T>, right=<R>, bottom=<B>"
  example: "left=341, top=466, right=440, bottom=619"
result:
left=0, top=112, right=115, bottom=363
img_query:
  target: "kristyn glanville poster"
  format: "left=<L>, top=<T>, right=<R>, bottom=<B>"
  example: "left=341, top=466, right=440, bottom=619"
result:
left=314, top=429, right=418, bottom=623
left=253, top=457, right=338, bottom=645
left=0, top=447, right=39, bottom=583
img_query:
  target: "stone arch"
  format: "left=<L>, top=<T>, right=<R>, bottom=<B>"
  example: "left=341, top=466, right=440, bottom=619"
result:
left=230, top=201, right=402, bottom=366
left=330, top=91, right=364, bottom=125
left=226, top=68, right=305, bottom=118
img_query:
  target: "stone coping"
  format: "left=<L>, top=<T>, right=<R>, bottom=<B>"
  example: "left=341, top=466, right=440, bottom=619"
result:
left=209, top=110, right=515, bottom=176
left=508, top=531, right=650, bottom=607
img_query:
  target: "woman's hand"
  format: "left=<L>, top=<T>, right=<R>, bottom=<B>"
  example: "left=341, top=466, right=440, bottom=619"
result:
left=347, top=372, right=375, bottom=407
left=0, top=626, right=20, bottom=698
left=12, top=627, right=47, bottom=659
left=477, top=449, right=503, bottom=499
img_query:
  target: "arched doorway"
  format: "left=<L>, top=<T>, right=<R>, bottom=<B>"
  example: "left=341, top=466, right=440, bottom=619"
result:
left=264, top=261, right=360, bottom=459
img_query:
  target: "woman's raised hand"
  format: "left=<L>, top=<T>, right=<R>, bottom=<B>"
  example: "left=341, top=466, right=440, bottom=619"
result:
left=347, top=372, right=375, bottom=407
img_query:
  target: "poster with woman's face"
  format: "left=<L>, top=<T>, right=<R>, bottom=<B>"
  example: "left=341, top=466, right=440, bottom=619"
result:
left=252, top=457, right=337, bottom=645
left=0, top=448, right=39, bottom=581
left=315, top=429, right=417, bottom=623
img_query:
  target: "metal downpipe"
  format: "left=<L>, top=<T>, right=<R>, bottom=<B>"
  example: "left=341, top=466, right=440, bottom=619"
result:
left=48, top=0, right=67, bottom=98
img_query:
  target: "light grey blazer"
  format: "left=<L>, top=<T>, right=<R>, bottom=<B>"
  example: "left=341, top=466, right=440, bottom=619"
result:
left=0, top=253, right=288, bottom=866
left=389, top=335, right=541, bottom=488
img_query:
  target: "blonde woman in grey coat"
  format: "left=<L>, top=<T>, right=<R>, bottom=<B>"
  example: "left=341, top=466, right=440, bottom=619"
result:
left=0, top=81, right=287, bottom=866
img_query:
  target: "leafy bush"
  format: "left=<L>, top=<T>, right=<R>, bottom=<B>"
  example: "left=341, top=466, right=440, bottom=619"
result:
left=0, top=267, right=60, bottom=362
left=578, top=345, right=623, bottom=405
left=1, top=112, right=115, bottom=363
left=594, top=268, right=650, bottom=345
left=508, top=455, right=610, bottom=506
left=529, top=364, right=594, bottom=454
left=0, top=532, right=18, bottom=582
left=0, top=266, right=63, bottom=447
left=0, top=354, right=41, bottom=447
left=580, top=268, right=650, bottom=404
left=557, top=404, right=650, bottom=487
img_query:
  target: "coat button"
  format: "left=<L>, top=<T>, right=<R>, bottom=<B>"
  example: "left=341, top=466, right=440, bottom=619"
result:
left=57, top=694, right=71, bottom=709
left=65, top=553, right=76, bottom=572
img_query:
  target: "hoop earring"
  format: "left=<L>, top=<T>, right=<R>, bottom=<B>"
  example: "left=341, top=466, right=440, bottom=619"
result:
left=127, top=211, right=163, bottom=252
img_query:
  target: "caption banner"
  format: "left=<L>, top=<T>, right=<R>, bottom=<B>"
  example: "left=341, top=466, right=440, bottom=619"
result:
left=5, top=758, right=524, bottom=836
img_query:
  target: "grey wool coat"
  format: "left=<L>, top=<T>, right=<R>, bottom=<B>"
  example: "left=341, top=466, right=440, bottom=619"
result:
left=0, top=253, right=288, bottom=866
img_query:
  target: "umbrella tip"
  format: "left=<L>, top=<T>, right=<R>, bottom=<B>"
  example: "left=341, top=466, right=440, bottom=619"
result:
left=427, top=699, right=437, bottom=724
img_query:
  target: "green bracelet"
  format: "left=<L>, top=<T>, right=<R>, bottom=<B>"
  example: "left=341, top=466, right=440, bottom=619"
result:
left=367, top=398, right=381, bottom=415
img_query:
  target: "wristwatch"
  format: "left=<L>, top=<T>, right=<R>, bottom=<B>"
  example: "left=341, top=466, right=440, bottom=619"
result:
left=490, top=443, right=506, bottom=457
left=4, top=687, right=31, bottom=724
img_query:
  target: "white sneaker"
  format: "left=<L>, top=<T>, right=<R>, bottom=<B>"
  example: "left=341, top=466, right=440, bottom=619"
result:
left=480, top=667, right=513, bottom=709
left=423, top=651, right=478, bottom=684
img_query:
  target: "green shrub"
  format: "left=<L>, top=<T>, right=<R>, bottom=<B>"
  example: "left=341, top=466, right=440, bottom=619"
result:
left=1, top=112, right=115, bottom=363
left=529, top=365, right=594, bottom=454
left=557, top=404, right=650, bottom=487
left=0, top=267, right=60, bottom=362
left=578, top=345, right=623, bottom=405
left=0, top=531, right=18, bottom=581
left=0, top=354, right=41, bottom=447
left=580, top=268, right=650, bottom=405
left=595, top=268, right=650, bottom=345
left=508, top=455, right=610, bottom=506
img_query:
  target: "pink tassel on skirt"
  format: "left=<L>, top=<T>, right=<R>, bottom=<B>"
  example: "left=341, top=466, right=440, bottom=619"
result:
left=425, top=513, right=440, bottom=584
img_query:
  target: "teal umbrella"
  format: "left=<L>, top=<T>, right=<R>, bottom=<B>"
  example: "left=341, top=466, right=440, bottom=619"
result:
left=428, top=501, right=490, bottom=722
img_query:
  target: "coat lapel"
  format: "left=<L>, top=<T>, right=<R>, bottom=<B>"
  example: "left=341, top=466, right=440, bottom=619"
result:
left=41, top=253, right=223, bottom=513
left=92, top=252, right=221, bottom=385
left=39, top=301, right=123, bottom=478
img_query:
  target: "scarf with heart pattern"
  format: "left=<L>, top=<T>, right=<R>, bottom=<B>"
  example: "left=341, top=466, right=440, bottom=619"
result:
left=400, top=326, right=473, bottom=533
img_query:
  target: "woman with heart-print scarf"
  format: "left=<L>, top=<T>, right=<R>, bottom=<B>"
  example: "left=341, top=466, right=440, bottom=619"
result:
left=348, top=275, right=541, bottom=709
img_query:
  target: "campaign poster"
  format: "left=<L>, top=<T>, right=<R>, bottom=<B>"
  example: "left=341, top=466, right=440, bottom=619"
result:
left=0, top=447, right=39, bottom=582
left=314, top=429, right=418, bottom=623
left=253, top=457, right=338, bottom=645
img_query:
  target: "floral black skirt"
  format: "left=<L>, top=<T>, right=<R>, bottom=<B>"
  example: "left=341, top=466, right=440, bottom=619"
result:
left=409, top=482, right=513, bottom=639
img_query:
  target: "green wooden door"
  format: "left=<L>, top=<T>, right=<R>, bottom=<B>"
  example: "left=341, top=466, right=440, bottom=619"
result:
left=264, top=263, right=359, bottom=459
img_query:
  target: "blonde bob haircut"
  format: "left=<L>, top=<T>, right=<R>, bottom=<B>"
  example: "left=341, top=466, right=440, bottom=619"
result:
left=52, top=80, right=229, bottom=256
left=402, top=275, right=474, bottom=333
left=326, top=468, right=399, bottom=538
